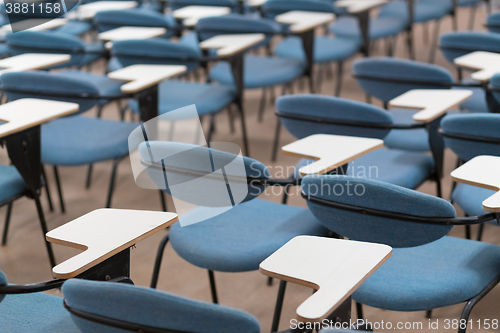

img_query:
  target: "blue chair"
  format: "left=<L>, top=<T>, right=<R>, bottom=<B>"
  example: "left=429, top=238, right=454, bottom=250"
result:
left=197, top=14, right=307, bottom=123
left=275, top=94, right=441, bottom=195
left=94, top=8, right=176, bottom=36
left=486, top=12, right=500, bottom=34
left=352, top=57, right=458, bottom=152
left=169, top=0, right=238, bottom=11
left=262, top=0, right=361, bottom=97
left=302, top=175, right=500, bottom=331
left=0, top=71, right=139, bottom=210
left=440, top=31, right=500, bottom=113
left=0, top=270, right=79, bottom=332
left=441, top=112, right=500, bottom=241
left=140, top=141, right=329, bottom=331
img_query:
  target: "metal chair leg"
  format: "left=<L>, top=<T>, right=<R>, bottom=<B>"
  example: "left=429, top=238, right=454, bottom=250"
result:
left=150, top=234, right=169, bottom=288
left=41, top=165, right=53, bottom=212
left=258, top=88, right=267, bottom=122
left=206, top=114, right=216, bottom=143
left=2, top=203, right=13, bottom=246
left=356, top=301, right=364, bottom=320
left=477, top=223, right=485, bottom=241
left=53, top=166, right=65, bottom=213
left=465, top=225, right=471, bottom=240
left=34, top=197, right=56, bottom=268
left=159, top=190, right=167, bottom=212
left=208, top=270, right=219, bottom=304
left=335, top=61, right=344, bottom=97
left=85, top=164, right=93, bottom=189
left=105, top=158, right=122, bottom=208
left=428, top=20, right=441, bottom=64
left=267, top=276, right=274, bottom=286
left=271, top=119, right=282, bottom=162
left=236, top=103, right=250, bottom=157
left=271, top=280, right=287, bottom=332
left=426, top=309, right=432, bottom=319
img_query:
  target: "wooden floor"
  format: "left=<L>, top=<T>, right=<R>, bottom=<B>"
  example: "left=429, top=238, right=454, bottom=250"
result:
left=1, top=6, right=500, bottom=332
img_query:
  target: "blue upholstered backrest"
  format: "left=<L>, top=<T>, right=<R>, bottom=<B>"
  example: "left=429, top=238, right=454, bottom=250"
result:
left=169, top=0, right=238, bottom=11
left=490, top=74, right=500, bottom=107
left=138, top=141, right=269, bottom=204
left=302, top=175, right=456, bottom=248
left=112, top=38, right=201, bottom=71
left=94, top=9, right=174, bottom=34
left=487, top=13, right=500, bottom=34
left=276, top=94, right=393, bottom=139
left=441, top=113, right=500, bottom=161
left=0, top=270, right=7, bottom=302
left=196, top=14, right=280, bottom=43
left=353, top=57, right=454, bottom=103
left=440, top=32, right=500, bottom=64
left=0, top=72, right=100, bottom=114
left=62, top=279, right=261, bottom=333
left=261, top=0, right=337, bottom=20
left=5, top=31, right=88, bottom=69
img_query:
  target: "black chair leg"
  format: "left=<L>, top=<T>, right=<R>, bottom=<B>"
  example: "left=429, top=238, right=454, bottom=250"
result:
left=465, top=225, right=471, bottom=240
left=335, top=61, right=344, bottom=97
left=227, top=105, right=235, bottom=134
left=271, top=119, right=282, bottom=162
left=53, top=166, right=65, bottom=213
left=356, top=301, right=364, bottom=320
left=106, top=158, right=122, bottom=208
left=477, top=223, right=485, bottom=241
left=271, top=280, right=287, bottom=332
left=426, top=309, right=432, bottom=319
left=208, top=270, right=219, bottom=304
left=428, top=19, right=441, bottom=64
left=34, top=197, right=56, bottom=268
left=85, top=164, right=93, bottom=189
left=150, top=234, right=169, bottom=288
left=41, top=165, right=53, bottom=212
left=206, top=114, right=216, bottom=143
left=258, top=88, right=267, bottom=122
left=236, top=103, right=250, bottom=157
left=2, top=203, right=13, bottom=246
left=159, top=190, right=167, bottom=212
left=267, top=276, right=274, bottom=286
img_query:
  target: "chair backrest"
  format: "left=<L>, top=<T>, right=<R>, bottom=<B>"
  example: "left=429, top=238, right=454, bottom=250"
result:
left=138, top=141, right=270, bottom=205
left=5, top=31, right=94, bottom=69
left=196, top=14, right=280, bottom=43
left=486, top=13, right=500, bottom=34
left=490, top=73, right=500, bottom=107
left=0, top=270, right=7, bottom=302
left=0, top=71, right=100, bottom=114
left=353, top=57, right=454, bottom=103
left=302, top=175, right=456, bottom=248
left=169, top=0, right=238, bottom=11
left=440, top=32, right=500, bottom=64
left=94, top=9, right=174, bottom=34
left=440, top=113, right=500, bottom=162
left=261, top=0, right=337, bottom=20
left=62, top=279, right=261, bottom=333
left=112, top=37, right=201, bottom=71
left=276, top=94, right=393, bottom=140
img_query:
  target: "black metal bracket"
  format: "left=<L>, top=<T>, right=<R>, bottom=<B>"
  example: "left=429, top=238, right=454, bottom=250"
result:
left=297, top=29, right=315, bottom=92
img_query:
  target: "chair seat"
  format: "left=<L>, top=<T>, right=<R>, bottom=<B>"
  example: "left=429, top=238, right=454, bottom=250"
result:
left=294, top=148, right=433, bottom=189
left=329, top=16, right=406, bottom=41
left=274, top=36, right=360, bottom=64
left=0, top=165, right=26, bottom=204
left=453, top=83, right=488, bottom=113
left=41, top=116, right=139, bottom=166
left=169, top=199, right=329, bottom=272
left=353, top=236, right=500, bottom=311
left=457, top=0, right=482, bottom=6
left=379, top=1, right=452, bottom=23
left=129, top=81, right=236, bottom=118
left=452, top=183, right=496, bottom=217
left=56, top=21, right=93, bottom=36
left=384, top=108, right=430, bottom=152
left=107, top=57, right=123, bottom=72
left=58, top=70, right=124, bottom=98
left=0, top=292, right=79, bottom=332
left=0, top=43, right=10, bottom=57
left=209, top=55, right=306, bottom=89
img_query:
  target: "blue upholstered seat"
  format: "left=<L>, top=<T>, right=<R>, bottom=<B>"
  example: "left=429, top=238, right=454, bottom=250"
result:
left=62, top=279, right=260, bottom=333
left=353, top=236, right=500, bottom=311
left=490, top=73, right=500, bottom=107
left=452, top=84, right=488, bottom=113
left=210, top=55, right=306, bottom=89
left=487, top=13, right=500, bottom=33
left=384, top=108, right=430, bottom=151
left=440, top=32, right=500, bottom=64
left=129, top=81, right=236, bottom=118
left=274, top=35, right=360, bottom=64
left=56, top=21, right=92, bottom=36
left=379, top=0, right=452, bottom=24
left=41, top=116, right=139, bottom=166
left=329, top=16, right=407, bottom=41
left=169, top=0, right=238, bottom=11
left=0, top=165, right=26, bottom=204
left=0, top=43, right=10, bottom=57
left=261, top=0, right=337, bottom=20
left=170, top=198, right=329, bottom=272
left=452, top=184, right=495, bottom=217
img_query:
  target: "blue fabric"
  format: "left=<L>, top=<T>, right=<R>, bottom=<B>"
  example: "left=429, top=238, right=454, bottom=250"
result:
left=490, top=73, right=500, bottom=106
left=58, top=70, right=125, bottom=98
left=0, top=165, right=26, bottom=204
left=276, top=94, right=393, bottom=139
left=274, top=36, right=360, bottom=63
left=63, top=279, right=259, bottom=333
left=94, top=9, right=174, bottom=35
left=302, top=175, right=454, bottom=247
left=440, top=32, right=500, bottom=64
left=384, top=108, right=430, bottom=151
left=129, top=80, right=235, bottom=117
left=170, top=198, right=329, bottom=272
left=0, top=291, right=78, bottom=332
left=452, top=81, right=488, bottom=113
left=379, top=0, right=452, bottom=24
left=456, top=0, right=482, bottom=5
left=353, top=236, right=500, bottom=311
left=0, top=43, right=10, bottom=56
left=261, top=0, right=337, bottom=19
left=107, top=57, right=123, bottom=72
left=42, top=116, right=139, bottom=166
left=5, top=31, right=104, bottom=69
left=452, top=184, right=495, bottom=217
left=487, top=13, right=500, bottom=33
left=170, top=0, right=237, bottom=11
left=441, top=113, right=500, bottom=161
left=0, top=270, right=6, bottom=302
left=329, top=16, right=406, bottom=41
left=353, top=57, right=453, bottom=102
left=210, top=55, right=305, bottom=89
left=56, top=21, right=92, bottom=35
